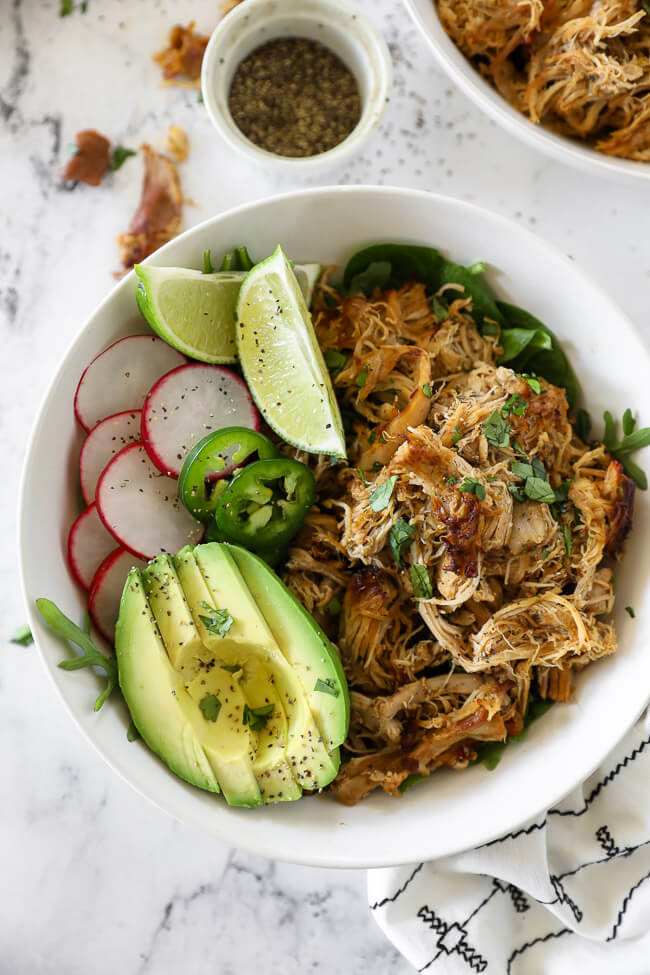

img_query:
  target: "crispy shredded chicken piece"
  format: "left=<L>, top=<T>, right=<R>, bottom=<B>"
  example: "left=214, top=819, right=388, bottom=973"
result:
left=281, top=278, right=632, bottom=804
left=154, top=22, right=208, bottom=83
left=437, top=0, right=650, bottom=161
left=167, top=126, right=190, bottom=163
left=63, top=129, right=110, bottom=186
left=117, top=145, right=183, bottom=269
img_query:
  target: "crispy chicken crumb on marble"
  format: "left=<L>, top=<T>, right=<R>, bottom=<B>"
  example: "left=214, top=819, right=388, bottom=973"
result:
left=437, top=0, right=650, bottom=161
left=117, top=145, right=183, bottom=270
left=282, top=273, right=634, bottom=804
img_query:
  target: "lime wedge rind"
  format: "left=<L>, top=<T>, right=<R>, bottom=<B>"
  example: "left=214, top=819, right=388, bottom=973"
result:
left=235, top=247, right=346, bottom=458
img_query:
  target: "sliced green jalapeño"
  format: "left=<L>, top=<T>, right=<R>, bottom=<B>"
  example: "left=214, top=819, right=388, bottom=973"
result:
left=178, top=427, right=279, bottom=524
left=215, top=457, right=316, bottom=551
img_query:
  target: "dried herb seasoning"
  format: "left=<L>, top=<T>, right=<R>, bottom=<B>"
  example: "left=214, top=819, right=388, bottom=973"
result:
left=227, top=37, right=362, bottom=158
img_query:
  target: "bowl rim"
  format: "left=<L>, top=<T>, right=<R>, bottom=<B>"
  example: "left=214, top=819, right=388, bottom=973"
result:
left=403, top=0, right=650, bottom=183
left=18, top=185, right=650, bottom=867
left=200, top=0, right=392, bottom=170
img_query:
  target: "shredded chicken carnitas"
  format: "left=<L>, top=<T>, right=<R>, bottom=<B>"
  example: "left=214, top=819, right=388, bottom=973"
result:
left=282, top=274, right=634, bottom=805
left=436, top=0, right=650, bottom=160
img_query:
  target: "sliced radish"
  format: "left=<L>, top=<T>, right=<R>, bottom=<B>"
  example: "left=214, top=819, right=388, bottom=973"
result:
left=74, top=335, right=185, bottom=432
left=141, top=363, right=260, bottom=478
left=79, top=410, right=142, bottom=504
left=89, top=548, right=147, bottom=644
left=96, top=442, right=204, bottom=560
left=67, top=503, right=119, bottom=590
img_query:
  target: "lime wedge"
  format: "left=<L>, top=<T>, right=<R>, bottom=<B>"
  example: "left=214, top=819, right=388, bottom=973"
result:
left=236, top=247, right=345, bottom=457
left=135, top=263, right=321, bottom=365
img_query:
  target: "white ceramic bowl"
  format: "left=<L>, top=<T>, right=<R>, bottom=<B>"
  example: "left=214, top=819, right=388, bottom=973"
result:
left=404, top=0, right=650, bottom=183
left=201, top=0, right=392, bottom=170
left=19, top=187, right=650, bottom=867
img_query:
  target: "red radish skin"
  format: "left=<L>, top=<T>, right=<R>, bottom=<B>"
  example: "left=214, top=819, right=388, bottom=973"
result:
left=74, top=335, right=185, bottom=432
left=89, top=548, right=146, bottom=644
left=67, top=503, right=119, bottom=591
left=96, top=442, right=204, bottom=560
left=79, top=410, right=142, bottom=505
left=141, top=363, right=260, bottom=479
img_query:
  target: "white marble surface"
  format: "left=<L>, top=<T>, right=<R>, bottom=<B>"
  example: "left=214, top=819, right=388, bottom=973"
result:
left=2, top=1, right=650, bottom=972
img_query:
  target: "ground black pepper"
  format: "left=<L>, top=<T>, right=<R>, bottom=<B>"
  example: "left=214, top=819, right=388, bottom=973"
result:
left=228, top=37, right=362, bottom=157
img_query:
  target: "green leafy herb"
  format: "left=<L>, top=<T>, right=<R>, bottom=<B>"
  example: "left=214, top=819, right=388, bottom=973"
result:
left=368, top=431, right=376, bottom=445
left=355, top=369, right=368, bottom=389
left=324, top=596, right=342, bottom=616
left=508, top=484, right=525, bottom=502
left=200, top=694, right=222, bottom=722
left=369, top=475, right=398, bottom=512
left=410, top=563, right=433, bottom=599
left=452, top=424, right=462, bottom=445
left=389, top=518, right=415, bottom=567
left=314, top=677, right=339, bottom=697
left=355, top=467, right=368, bottom=487
left=35, top=598, right=117, bottom=711
left=447, top=474, right=459, bottom=486
left=553, top=480, right=571, bottom=503
left=496, top=302, right=579, bottom=407
left=221, top=663, right=242, bottom=673
left=398, top=773, right=427, bottom=794
left=501, top=393, right=527, bottom=418
left=60, top=0, right=74, bottom=15
left=198, top=90, right=204, bottom=103
left=109, top=146, right=136, bottom=172
left=198, top=601, right=234, bottom=637
left=522, top=374, right=541, bottom=394
left=562, top=524, right=573, bottom=557
left=422, top=382, right=433, bottom=398
left=127, top=720, right=140, bottom=741
left=626, top=606, right=636, bottom=618
left=512, top=438, right=526, bottom=455
left=524, top=477, right=556, bottom=504
left=432, top=297, right=449, bottom=320
left=468, top=261, right=486, bottom=275
left=243, top=702, right=275, bottom=729
left=483, top=409, right=510, bottom=448
left=602, top=409, right=650, bottom=489
left=10, top=624, right=33, bottom=646
left=203, top=249, right=214, bottom=274
left=511, top=461, right=534, bottom=479
left=346, top=260, right=392, bottom=297
left=459, top=478, right=486, bottom=501
left=325, top=348, right=347, bottom=372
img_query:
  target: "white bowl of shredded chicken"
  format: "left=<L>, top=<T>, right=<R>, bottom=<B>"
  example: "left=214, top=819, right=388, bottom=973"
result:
left=405, top=0, right=650, bottom=180
left=20, top=186, right=650, bottom=867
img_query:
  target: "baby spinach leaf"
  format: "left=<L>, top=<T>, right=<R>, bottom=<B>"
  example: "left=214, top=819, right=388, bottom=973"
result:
left=346, top=261, right=392, bottom=297
left=343, top=244, right=446, bottom=294
left=440, top=262, right=505, bottom=326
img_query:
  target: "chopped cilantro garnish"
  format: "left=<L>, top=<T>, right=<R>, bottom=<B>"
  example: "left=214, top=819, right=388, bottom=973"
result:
left=198, top=601, right=234, bottom=637
left=422, top=383, right=433, bottom=398
left=389, top=518, right=415, bottom=568
left=325, top=348, right=347, bottom=372
left=508, top=484, right=525, bottom=502
left=432, top=297, right=449, bottom=320
left=110, top=146, right=136, bottom=172
left=243, top=702, right=274, bottom=729
left=199, top=694, right=221, bottom=722
left=524, top=477, right=556, bottom=504
left=368, top=431, right=376, bottom=445
left=459, top=478, right=486, bottom=501
left=452, top=424, right=462, bottom=445
left=511, top=461, right=533, bottom=479
left=562, top=524, right=573, bottom=557
left=410, top=564, right=433, bottom=599
left=355, top=369, right=368, bottom=388
left=502, top=393, right=527, bottom=418
left=314, top=677, right=339, bottom=697
left=522, top=374, right=541, bottom=394
left=221, top=663, right=242, bottom=673
left=10, top=624, right=33, bottom=646
left=198, top=91, right=204, bottom=103
left=369, top=475, right=398, bottom=512
left=60, top=0, right=74, bottom=15
left=372, top=461, right=382, bottom=471
left=324, top=596, right=342, bottom=616
left=357, top=467, right=369, bottom=485
left=447, top=474, right=459, bottom=486
left=483, top=409, right=510, bottom=448
left=625, top=606, right=636, bottom=618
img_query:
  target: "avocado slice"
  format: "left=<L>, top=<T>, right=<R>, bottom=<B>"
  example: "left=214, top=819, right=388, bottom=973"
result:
left=115, top=569, right=220, bottom=794
left=228, top=545, right=350, bottom=752
left=116, top=543, right=349, bottom=806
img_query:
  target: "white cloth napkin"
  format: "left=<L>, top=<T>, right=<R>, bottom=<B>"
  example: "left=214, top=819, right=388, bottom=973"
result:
left=368, top=708, right=650, bottom=973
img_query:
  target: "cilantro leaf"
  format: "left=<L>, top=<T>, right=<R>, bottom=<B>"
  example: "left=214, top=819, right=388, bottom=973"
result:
left=325, top=348, right=347, bottom=372
left=243, top=702, right=274, bottom=730
left=422, top=382, right=433, bottom=398
left=626, top=606, right=636, bottom=618
left=110, top=146, right=136, bottom=172
left=459, top=478, right=486, bottom=501
left=410, top=563, right=433, bottom=599
left=314, top=677, right=339, bottom=697
left=10, top=624, right=33, bottom=646
left=200, top=694, right=221, bottom=722
left=452, top=424, right=462, bottom=445
left=198, top=601, right=234, bottom=637
left=511, top=461, right=534, bottom=479
left=501, top=393, right=527, bottom=418
left=524, top=477, right=556, bottom=504
left=369, top=475, right=398, bottom=512
left=432, top=297, right=449, bottom=320
left=562, top=523, right=573, bottom=557
left=389, top=518, right=415, bottom=567
left=36, top=598, right=117, bottom=711
left=483, top=409, right=510, bottom=448
left=355, top=369, right=368, bottom=388
left=522, top=374, right=541, bottom=394
left=325, top=596, right=342, bottom=616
